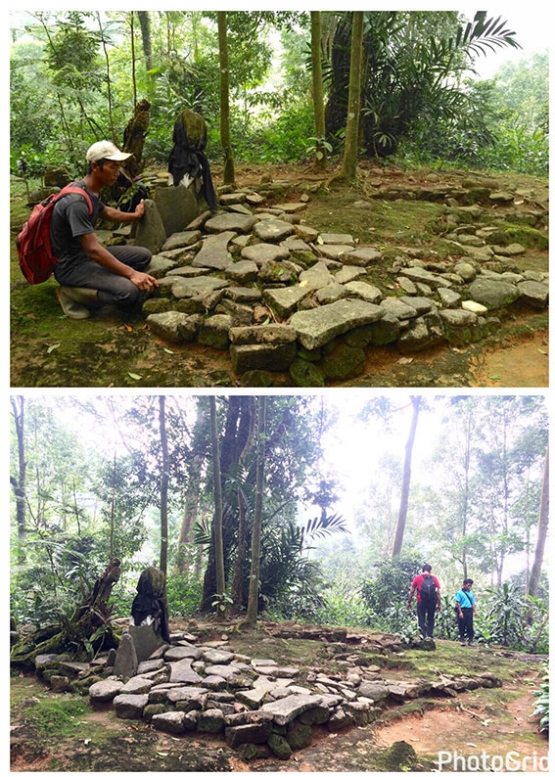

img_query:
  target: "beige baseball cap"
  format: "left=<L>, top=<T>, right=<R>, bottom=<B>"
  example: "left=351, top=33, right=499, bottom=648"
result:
left=86, top=141, right=132, bottom=164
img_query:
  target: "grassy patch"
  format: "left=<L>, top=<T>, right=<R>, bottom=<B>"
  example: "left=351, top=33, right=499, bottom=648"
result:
left=11, top=677, right=90, bottom=738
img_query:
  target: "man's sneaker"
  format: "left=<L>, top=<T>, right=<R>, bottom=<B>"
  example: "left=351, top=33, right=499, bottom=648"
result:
left=468, top=640, right=474, bottom=646
left=460, top=641, right=467, bottom=646
left=56, top=287, right=91, bottom=319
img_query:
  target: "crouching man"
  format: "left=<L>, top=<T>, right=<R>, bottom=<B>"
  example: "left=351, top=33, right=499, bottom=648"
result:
left=51, top=140, right=159, bottom=319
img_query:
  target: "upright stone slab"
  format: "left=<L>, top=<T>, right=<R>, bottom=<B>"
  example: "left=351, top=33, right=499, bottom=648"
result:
left=135, top=199, right=167, bottom=254
left=113, top=632, right=138, bottom=678
left=129, top=623, right=165, bottom=664
left=154, top=186, right=199, bottom=237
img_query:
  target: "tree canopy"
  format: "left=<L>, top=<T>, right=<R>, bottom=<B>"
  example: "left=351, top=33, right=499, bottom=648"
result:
left=10, top=393, right=548, bottom=656
left=10, top=10, right=547, bottom=180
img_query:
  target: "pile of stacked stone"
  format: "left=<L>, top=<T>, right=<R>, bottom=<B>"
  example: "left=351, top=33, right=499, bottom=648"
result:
left=134, top=183, right=548, bottom=385
left=69, top=631, right=502, bottom=762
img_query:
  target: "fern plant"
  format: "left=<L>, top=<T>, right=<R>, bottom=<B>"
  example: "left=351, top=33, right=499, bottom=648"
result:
left=532, top=665, right=549, bottom=734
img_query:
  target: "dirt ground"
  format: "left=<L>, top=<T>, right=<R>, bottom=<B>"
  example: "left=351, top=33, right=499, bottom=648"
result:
left=10, top=161, right=549, bottom=388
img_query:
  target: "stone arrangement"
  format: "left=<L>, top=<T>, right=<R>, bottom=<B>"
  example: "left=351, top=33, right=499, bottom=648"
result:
left=32, top=627, right=502, bottom=762
left=129, top=179, right=548, bottom=386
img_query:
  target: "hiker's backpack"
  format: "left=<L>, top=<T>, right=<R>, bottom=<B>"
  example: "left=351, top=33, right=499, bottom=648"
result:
left=16, top=185, right=93, bottom=284
left=420, top=575, right=437, bottom=604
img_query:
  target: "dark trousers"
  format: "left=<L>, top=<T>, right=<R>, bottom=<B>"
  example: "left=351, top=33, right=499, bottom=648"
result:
left=458, top=607, right=474, bottom=642
left=54, top=245, right=152, bottom=309
left=417, top=601, right=436, bottom=638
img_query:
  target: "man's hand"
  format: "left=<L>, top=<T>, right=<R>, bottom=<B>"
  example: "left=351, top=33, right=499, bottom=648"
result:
left=406, top=602, right=412, bottom=610
left=129, top=270, right=159, bottom=291
left=134, top=199, right=146, bottom=219
left=458, top=611, right=464, bottom=619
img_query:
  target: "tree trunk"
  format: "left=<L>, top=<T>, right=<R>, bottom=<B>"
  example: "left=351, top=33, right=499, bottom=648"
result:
left=10, top=397, right=26, bottom=564
left=246, top=397, right=267, bottom=626
left=217, top=12, right=235, bottom=185
left=526, top=445, right=549, bottom=622
left=231, top=398, right=256, bottom=610
left=392, top=396, right=421, bottom=557
left=137, top=10, right=153, bottom=72
left=11, top=558, right=121, bottom=665
left=96, top=13, right=117, bottom=144
left=159, top=396, right=169, bottom=578
left=210, top=397, right=226, bottom=613
left=121, top=99, right=151, bottom=179
left=310, top=11, right=327, bottom=170
left=341, top=11, right=364, bottom=180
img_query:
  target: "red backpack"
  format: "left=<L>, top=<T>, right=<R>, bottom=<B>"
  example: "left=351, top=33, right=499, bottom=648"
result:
left=16, top=184, right=93, bottom=284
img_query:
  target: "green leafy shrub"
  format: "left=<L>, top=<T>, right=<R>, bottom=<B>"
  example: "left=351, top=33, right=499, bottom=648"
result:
left=165, top=574, right=204, bottom=617
left=532, top=665, right=549, bottom=734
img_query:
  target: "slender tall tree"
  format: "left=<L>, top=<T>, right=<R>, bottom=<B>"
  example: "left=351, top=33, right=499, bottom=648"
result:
left=210, top=396, right=226, bottom=611
left=526, top=444, right=549, bottom=620
left=246, top=397, right=267, bottom=626
left=392, top=396, right=421, bottom=558
left=310, top=11, right=327, bottom=170
left=217, top=11, right=235, bottom=185
left=159, top=396, right=169, bottom=577
left=10, top=396, right=27, bottom=564
left=341, top=11, right=364, bottom=179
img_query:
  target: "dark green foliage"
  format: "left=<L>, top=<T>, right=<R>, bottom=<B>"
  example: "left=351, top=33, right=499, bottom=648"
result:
left=360, top=552, right=422, bottom=617
left=532, top=665, right=549, bottom=734
left=165, top=574, right=203, bottom=617
left=326, top=11, right=521, bottom=159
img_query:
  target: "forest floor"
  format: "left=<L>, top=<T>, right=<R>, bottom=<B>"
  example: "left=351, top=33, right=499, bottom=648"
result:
left=9, top=160, right=548, bottom=388
left=10, top=619, right=548, bottom=772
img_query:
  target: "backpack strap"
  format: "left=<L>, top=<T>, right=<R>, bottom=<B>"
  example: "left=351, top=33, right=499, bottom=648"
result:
left=54, top=183, right=94, bottom=216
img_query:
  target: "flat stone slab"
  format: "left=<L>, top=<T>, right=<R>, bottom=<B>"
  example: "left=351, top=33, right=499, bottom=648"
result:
left=319, top=232, right=355, bottom=245
left=169, top=658, right=204, bottom=684
left=229, top=324, right=297, bottom=346
left=146, top=311, right=199, bottom=343
left=192, top=232, right=235, bottom=270
left=165, top=645, right=204, bottom=661
left=120, top=676, right=156, bottom=694
left=299, top=261, right=334, bottom=291
left=344, top=281, right=382, bottom=304
left=288, top=299, right=384, bottom=350
left=399, top=266, right=452, bottom=288
left=161, top=231, right=202, bottom=251
left=241, top=243, right=290, bottom=265
left=341, top=247, right=383, bottom=266
left=264, top=286, right=311, bottom=317
left=89, top=678, right=125, bottom=702
left=113, top=693, right=149, bottom=719
left=205, top=213, right=256, bottom=234
left=202, top=648, right=235, bottom=664
left=260, top=694, right=323, bottom=726
left=172, top=277, right=229, bottom=300
left=253, top=218, right=296, bottom=243
left=468, top=278, right=520, bottom=309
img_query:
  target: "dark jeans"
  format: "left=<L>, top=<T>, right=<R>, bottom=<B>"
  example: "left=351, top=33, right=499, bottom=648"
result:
left=417, top=601, right=436, bottom=638
left=54, top=245, right=152, bottom=309
left=458, top=607, right=474, bottom=642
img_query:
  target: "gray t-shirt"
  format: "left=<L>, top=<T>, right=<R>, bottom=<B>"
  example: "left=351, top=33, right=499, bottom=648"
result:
left=50, top=182, right=105, bottom=275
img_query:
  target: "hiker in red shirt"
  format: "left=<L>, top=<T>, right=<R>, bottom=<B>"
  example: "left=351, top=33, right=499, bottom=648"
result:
left=407, top=564, right=441, bottom=640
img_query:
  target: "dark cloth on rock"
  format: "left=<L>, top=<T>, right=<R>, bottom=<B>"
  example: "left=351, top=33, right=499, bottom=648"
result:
left=130, top=567, right=170, bottom=643
left=167, top=109, right=217, bottom=212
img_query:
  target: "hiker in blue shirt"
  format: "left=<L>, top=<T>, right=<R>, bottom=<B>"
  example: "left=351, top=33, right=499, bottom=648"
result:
left=455, top=578, right=477, bottom=646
